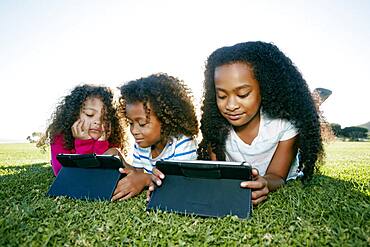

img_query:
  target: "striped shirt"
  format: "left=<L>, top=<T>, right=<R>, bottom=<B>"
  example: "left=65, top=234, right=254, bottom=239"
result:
left=132, top=134, right=198, bottom=173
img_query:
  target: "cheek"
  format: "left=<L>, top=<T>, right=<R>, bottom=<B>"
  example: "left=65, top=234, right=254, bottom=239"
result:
left=216, top=99, right=225, bottom=111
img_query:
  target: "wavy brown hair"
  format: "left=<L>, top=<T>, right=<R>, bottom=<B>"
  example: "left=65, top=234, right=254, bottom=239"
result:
left=119, top=73, right=198, bottom=141
left=198, top=41, right=324, bottom=181
left=39, top=84, right=126, bottom=151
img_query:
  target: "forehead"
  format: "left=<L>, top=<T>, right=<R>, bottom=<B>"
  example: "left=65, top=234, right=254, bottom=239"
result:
left=214, top=62, right=258, bottom=89
left=83, top=97, right=104, bottom=109
left=125, top=101, right=151, bottom=118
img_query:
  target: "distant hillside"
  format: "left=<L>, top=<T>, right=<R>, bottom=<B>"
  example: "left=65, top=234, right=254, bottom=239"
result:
left=357, top=121, right=370, bottom=130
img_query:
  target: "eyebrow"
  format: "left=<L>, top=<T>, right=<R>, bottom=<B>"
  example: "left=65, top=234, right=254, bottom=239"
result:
left=216, top=85, right=251, bottom=92
left=83, top=107, right=98, bottom=112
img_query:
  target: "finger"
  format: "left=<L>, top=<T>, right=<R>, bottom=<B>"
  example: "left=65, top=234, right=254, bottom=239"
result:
left=151, top=174, right=162, bottom=186
left=251, top=188, right=269, bottom=200
left=118, top=167, right=126, bottom=174
left=71, top=119, right=80, bottom=136
left=112, top=181, right=123, bottom=196
left=72, top=119, right=80, bottom=129
left=252, top=195, right=268, bottom=206
left=146, top=189, right=151, bottom=202
left=111, top=191, right=128, bottom=201
left=119, top=192, right=137, bottom=201
left=251, top=168, right=259, bottom=177
left=77, top=119, right=84, bottom=132
left=111, top=182, right=130, bottom=201
left=148, top=183, right=155, bottom=191
left=121, top=167, right=136, bottom=175
left=240, top=180, right=264, bottom=189
left=152, top=168, right=165, bottom=179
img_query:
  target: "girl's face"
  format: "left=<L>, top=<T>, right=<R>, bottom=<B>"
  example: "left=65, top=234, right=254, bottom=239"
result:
left=214, top=62, right=261, bottom=128
left=125, top=102, right=162, bottom=149
left=79, top=97, right=105, bottom=140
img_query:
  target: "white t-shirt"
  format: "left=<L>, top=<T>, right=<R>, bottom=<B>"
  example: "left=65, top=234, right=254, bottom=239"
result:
left=132, top=134, right=198, bottom=173
left=224, top=112, right=300, bottom=180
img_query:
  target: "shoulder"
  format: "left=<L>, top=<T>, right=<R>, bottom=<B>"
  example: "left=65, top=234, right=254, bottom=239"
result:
left=173, top=134, right=198, bottom=148
left=51, top=133, right=65, bottom=144
left=262, top=112, right=298, bottom=141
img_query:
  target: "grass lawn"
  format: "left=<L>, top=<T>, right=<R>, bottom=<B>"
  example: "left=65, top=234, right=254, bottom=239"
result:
left=0, top=142, right=369, bottom=246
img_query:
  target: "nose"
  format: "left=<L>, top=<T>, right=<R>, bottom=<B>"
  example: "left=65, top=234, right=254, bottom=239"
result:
left=225, top=96, right=239, bottom=111
left=130, top=124, right=140, bottom=136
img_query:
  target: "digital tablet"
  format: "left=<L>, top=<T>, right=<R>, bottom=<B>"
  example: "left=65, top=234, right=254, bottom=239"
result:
left=47, top=154, right=124, bottom=200
left=148, top=160, right=252, bottom=218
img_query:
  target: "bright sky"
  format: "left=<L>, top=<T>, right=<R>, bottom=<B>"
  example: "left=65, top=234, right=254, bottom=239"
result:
left=1, top=0, right=369, bottom=142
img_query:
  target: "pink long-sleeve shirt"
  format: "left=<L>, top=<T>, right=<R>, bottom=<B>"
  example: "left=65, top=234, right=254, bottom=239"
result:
left=50, top=134, right=110, bottom=176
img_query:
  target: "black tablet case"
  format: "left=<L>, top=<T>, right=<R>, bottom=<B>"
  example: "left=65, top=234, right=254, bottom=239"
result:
left=47, top=154, right=123, bottom=200
left=147, top=160, right=252, bottom=219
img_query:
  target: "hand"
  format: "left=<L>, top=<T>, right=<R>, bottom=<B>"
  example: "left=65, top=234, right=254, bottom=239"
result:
left=240, top=168, right=269, bottom=206
left=98, top=122, right=111, bottom=141
left=71, top=119, right=91, bottom=140
left=146, top=168, right=165, bottom=202
left=111, top=168, right=151, bottom=201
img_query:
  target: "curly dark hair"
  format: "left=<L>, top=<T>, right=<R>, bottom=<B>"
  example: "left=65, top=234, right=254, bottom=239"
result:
left=39, top=84, right=126, bottom=151
left=198, top=41, right=324, bottom=181
left=119, top=73, right=198, bottom=141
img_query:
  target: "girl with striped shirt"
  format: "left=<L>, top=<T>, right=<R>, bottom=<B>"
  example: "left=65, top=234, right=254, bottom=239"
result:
left=111, top=73, right=199, bottom=201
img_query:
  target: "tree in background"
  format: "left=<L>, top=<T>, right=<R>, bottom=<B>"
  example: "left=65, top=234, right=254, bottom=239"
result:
left=330, top=123, right=342, bottom=136
left=341, top=127, right=368, bottom=141
left=26, top=132, right=43, bottom=143
left=312, top=88, right=335, bottom=142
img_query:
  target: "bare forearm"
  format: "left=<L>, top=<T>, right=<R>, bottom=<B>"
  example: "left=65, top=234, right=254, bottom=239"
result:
left=263, top=173, right=285, bottom=192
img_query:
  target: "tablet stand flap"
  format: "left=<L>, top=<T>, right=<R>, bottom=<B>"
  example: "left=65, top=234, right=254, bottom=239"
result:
left=180, top=166, right=222, bottom=179
left=73, top=155, right=100, bottom=168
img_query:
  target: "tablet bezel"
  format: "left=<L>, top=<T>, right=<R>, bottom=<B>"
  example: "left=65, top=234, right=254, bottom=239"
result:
left=56, top=153, right=123, bottom=169
left=155, top=160, right=252, bottom=180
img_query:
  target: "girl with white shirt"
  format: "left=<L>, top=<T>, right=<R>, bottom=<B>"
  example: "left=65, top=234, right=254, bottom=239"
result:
left=196, top=41, right=324, bottom=206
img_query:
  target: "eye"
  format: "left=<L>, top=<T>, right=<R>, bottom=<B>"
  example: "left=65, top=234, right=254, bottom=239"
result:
left=84, top=112, right=94, bottom=117
left=217, top=94, right=227, bottom=100
left=238, top=92, right=250, bottom=98
left=139, top=122, right=148, bottom=127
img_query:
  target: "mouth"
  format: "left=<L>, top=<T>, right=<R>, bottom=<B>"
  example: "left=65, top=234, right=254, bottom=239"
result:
left=89, top=129, right=102, bottom=133
left=225, top=113, right=244, bottom=121
left=135, top=138, right=144, bottom=144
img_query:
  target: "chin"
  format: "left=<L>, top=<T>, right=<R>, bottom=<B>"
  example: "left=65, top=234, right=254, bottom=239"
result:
left=89, top=134, right=102, bottom=140
left=226, top=119, right=246, bottom=126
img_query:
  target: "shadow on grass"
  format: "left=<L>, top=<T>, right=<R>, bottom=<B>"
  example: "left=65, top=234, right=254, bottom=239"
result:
left=0, top=162, right=50, bottom=171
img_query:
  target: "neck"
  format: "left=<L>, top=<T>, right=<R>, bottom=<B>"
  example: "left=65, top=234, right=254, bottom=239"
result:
left=234, top=111, right=261, bottom=145
left=151, top=139, right=167, bottom=158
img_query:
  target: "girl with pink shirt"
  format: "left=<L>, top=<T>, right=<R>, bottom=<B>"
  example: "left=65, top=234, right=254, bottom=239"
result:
left=39, top=84, right=127, bottom=176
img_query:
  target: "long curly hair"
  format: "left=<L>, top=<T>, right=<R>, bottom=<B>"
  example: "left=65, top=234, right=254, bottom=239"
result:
left=119, top=73, right=198, bottom=141
left=198, top=41, right=324, bottom=181
left=39, top=84, right=126, bottom=151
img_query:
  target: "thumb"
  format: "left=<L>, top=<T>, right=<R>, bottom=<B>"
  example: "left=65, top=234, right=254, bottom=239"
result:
left=119, top=167, right=129, bottom=174
left=251, top=168, right=259, bottom=179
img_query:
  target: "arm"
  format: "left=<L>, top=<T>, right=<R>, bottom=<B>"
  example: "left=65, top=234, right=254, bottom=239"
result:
left=111, top=168, right=152, bottom=201
left=111, top=145, right=152, bottom=201
left=92, top=140, right=110, bottom=154
left=50, top=135, right=72, bottom=176
left=241, top=135, right=298, bottom=205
